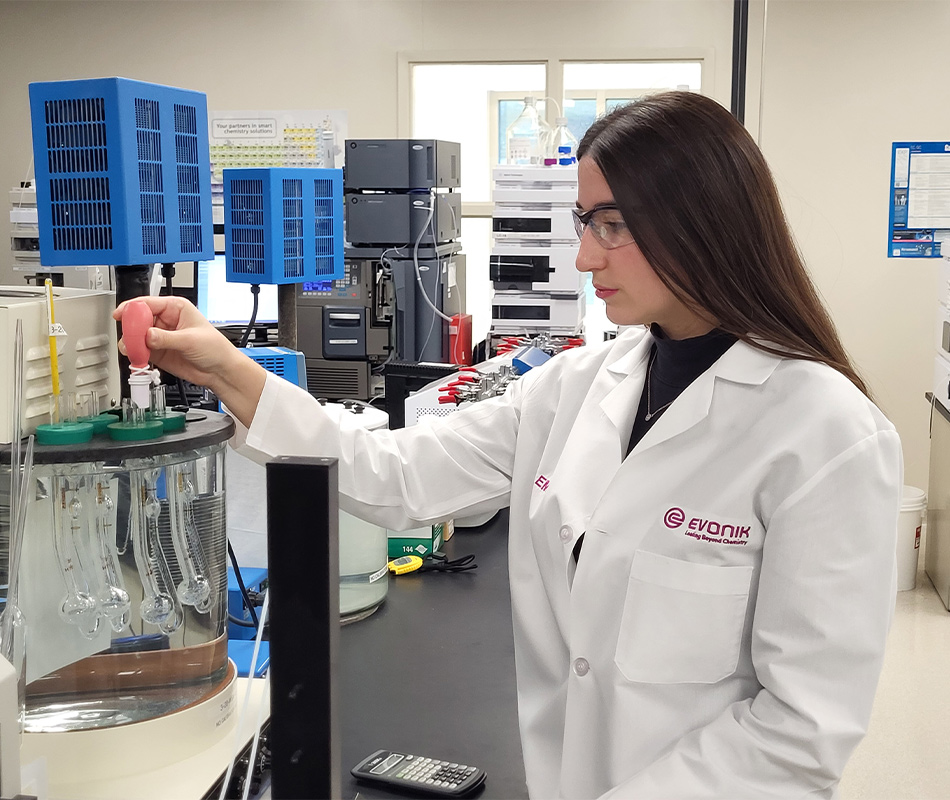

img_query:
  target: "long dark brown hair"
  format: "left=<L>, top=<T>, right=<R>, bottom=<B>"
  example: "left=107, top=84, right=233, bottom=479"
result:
left=576, top=91, right=869, bottom=397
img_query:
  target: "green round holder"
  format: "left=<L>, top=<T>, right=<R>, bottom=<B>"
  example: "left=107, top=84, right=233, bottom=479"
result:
left=78, top=413, right=118, bottom=436
left=150, top=411, right=187, bottom=432
left=107, top=419, right=165, bottom=441
left=35, top=422, right=95, bottom=446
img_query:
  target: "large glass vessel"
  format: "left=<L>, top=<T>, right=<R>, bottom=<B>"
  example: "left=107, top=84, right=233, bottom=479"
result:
left=1, top=412, right=234, bottom=733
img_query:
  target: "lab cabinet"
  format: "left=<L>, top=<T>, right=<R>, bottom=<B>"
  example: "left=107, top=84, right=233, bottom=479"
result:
left=926, top=399, right=950, bottom=610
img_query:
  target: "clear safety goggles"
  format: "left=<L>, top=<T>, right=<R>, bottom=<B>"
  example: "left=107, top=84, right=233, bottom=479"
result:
left=571, top=204, right=636, bottom=250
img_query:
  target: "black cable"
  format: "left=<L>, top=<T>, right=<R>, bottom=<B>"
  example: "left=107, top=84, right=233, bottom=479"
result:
left=162, top=262, right=174, bottom=295
left=227, top=540, right=259, bottom=628
left=176, top=377, right=190, bottom=407
left=229, top=613, right=262, bottom=628
left=419, top=553, right=477, bottom=573
left=239, top=284, right=261, bottom=348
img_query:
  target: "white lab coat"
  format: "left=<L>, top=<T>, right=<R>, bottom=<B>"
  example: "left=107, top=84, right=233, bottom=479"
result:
left=231, top=325, right=903, bottom=800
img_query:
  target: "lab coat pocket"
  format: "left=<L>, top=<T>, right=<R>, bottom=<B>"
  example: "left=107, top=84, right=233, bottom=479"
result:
left=615, top=550, right=753, bottom=684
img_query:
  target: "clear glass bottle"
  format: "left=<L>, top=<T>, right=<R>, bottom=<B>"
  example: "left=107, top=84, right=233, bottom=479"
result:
left=506, top=97, right=544, bottom=165
left=550, top=117, right=579, bottom=164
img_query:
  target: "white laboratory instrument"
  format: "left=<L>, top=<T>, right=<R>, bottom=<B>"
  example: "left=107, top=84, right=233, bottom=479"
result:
left=490, top=292, right=586, bottom=336
left=491, top=242, right=586, bottom=295
left=0, top=286, right=120, bottom=444
left=489, top=164, right=584, bottom=342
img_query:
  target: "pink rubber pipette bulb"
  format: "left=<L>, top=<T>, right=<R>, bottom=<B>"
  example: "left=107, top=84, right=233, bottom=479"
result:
left=123, top=300, right=152, bottom=369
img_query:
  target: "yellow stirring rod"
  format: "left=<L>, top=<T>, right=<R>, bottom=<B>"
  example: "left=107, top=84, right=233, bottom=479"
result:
left=44, top=278, right=62, bottom=400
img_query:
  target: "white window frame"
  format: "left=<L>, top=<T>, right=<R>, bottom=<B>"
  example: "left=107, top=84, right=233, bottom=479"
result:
left=398, top=49, right=715, bottom=218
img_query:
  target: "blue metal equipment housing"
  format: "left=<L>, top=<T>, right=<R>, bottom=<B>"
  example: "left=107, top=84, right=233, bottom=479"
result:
left=28, top=77, right=214, bottom=266
left=241, top=346, right=308, bottom=390
left=227, top=565, right=269, bottom=641
left=223, top=167, right=344, bottom=285
left=228, top=640, right=270, bottom=678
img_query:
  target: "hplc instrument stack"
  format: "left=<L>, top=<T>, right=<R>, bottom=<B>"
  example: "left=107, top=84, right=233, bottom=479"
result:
left=489, top=164, right=585, bottom=345
left=341, top=140, right=467, bottom=366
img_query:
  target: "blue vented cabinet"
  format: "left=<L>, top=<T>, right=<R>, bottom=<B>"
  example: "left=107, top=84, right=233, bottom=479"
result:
left=28, top=77, right=214, bottom=266
left=223, top=167, right=344, bottom=285
left=241, top=346, right=307, bottom=390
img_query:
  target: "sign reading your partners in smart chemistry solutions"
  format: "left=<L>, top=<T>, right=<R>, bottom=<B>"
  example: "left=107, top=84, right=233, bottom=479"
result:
left=888, top=141, right=950, bottom=258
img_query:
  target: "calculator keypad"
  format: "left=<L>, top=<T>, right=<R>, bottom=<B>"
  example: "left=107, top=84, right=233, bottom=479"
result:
left=394, top=755, right=478, bottom=790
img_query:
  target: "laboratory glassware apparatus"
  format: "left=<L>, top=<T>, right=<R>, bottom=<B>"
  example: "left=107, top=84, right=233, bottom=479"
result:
left=3, top=299, right=240, bottom=794
left=8, top=398, right=239, bottom=791
left=505, top=97, right=550, bottom=166
left=4, top=298, right=238, bottom=795
left=14, top=76, right=258, bottom=798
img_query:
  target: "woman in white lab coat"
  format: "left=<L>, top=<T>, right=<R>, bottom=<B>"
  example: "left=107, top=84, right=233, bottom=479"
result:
left=117, top=92, right=903, bottom=799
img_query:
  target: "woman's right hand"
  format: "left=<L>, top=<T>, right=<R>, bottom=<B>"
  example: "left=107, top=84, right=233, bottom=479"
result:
left=114, top=296, right=232, bottom=387
left=113, top=296, right=267, bottom=427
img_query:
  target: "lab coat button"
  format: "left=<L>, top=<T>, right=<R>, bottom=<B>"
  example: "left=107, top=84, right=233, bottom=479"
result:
left=572, top=657, right=590, bottom=676
left=558, top=525, right=573, bottom=542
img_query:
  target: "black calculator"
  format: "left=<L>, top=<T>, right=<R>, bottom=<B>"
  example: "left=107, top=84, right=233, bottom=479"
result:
left=351, top=749, right=487, bottom=797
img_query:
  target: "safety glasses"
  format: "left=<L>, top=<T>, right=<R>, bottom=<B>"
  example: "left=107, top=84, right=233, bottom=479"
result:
left=571, top=204, right=636, bottom=250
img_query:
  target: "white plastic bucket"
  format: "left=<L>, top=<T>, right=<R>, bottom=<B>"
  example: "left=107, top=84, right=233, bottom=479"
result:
left=897, top=486, right=927, bottom=591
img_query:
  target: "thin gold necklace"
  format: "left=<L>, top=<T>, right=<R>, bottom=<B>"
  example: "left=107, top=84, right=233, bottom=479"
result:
left=644, top=350, right=673, bottom=421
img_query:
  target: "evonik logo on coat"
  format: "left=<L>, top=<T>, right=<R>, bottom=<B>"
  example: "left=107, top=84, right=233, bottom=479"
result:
left=663, top=506, right=751, bottom=546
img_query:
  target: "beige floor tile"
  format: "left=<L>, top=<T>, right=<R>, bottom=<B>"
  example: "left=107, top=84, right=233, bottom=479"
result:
left=841, top=570, right=950, bottom=800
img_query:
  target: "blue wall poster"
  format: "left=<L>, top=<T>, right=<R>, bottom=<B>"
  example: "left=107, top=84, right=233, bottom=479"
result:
left=888, top=141, right=950, bottom=258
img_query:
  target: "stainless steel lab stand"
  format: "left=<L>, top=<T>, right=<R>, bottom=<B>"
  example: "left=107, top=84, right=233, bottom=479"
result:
left=926, top=398, right=950, bottom=610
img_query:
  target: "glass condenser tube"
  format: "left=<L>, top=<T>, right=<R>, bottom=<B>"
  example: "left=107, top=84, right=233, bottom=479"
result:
left=166, top=461, right=212, bottom=612
left=90, top=472, right=131, bottom=632
left=50, top=474, right=100, bottom=639
left=129, top=467, right=183, bottom=633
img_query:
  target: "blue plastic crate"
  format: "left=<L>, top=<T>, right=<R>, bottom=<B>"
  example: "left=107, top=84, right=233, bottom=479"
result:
left=28, top=77, right=214, bottom=266
left=223, top=167, right=344, bottom=285
left=242, top=346, right=307, bottom=389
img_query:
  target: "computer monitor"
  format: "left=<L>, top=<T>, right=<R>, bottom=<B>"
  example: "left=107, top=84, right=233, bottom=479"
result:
left=196, top=254, right=280, bottom=326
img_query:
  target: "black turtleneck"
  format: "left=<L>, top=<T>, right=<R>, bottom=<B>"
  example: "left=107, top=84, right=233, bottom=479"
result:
left=573, top=324, right=737, bottom=564
left=626, top=324, right=737, bottom=456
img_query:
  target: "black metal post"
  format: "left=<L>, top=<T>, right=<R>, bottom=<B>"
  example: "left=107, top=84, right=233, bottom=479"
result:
left=113, top=264, right=153, bottom=399
left=731, top=0, right=750, bottom=124
left=277, top=284, right=298, bottom=350
left=266, top=456, right=340, bottom=800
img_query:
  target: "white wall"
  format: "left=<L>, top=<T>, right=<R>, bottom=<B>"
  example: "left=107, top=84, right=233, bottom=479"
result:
left=0, top=0, right=733, bottom=238
left=0, top=0, right=732, bottom=366
left=0, top=0, right=733, bottom=374
left=0, top=0, right=937, bottom=490
left=756, top=0, right=948, bottom=492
